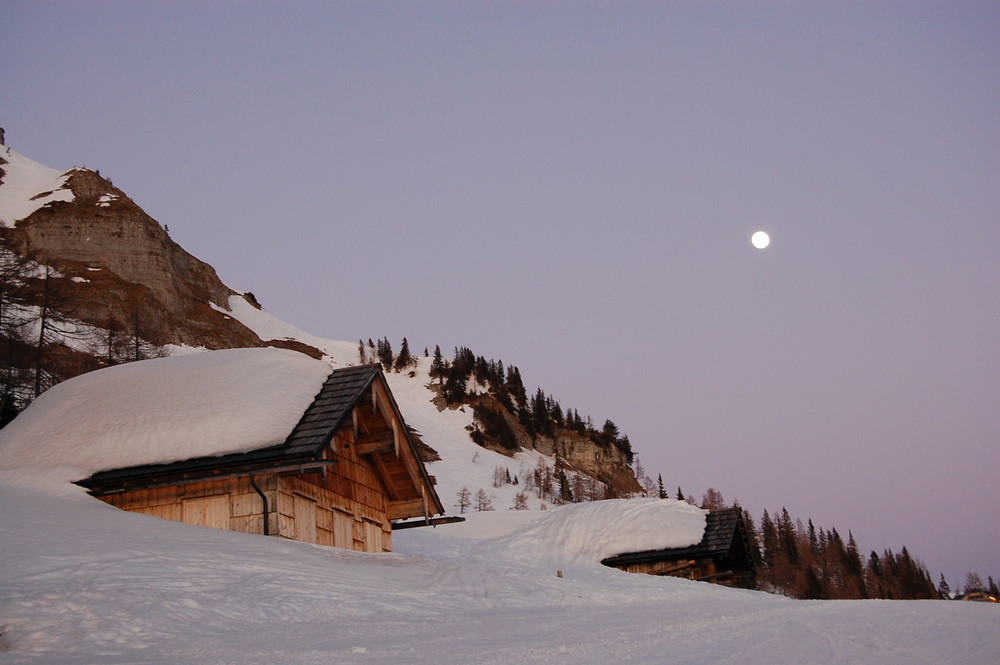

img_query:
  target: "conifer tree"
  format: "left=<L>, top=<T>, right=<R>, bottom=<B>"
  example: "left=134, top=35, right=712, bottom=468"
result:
left=376, top=337, right=393, bottom=370
left=473, top=488, right=493, bottom=512
left=505, top=366, right=527, bottom=411
left=937, top=574, right=951, bottom=599
left=511, top=491, right=529, bottom=510
left=430, top=345, right=445, bottom=384
left=393, top=337, right=413, bottom=372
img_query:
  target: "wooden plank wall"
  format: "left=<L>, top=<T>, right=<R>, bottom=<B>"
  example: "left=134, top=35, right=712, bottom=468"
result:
left=100, top=475, right=278, bottom=537
left=96, top=426, right=394, bottom=553
left=275, top=429, right=393, bottom=552
left=612, top=558, right=716, bottom=580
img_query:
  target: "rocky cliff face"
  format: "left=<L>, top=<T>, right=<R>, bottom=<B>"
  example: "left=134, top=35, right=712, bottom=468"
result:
left=453, top=390, right=642, bottom=497
left=6, top=167, right=266, bottom=350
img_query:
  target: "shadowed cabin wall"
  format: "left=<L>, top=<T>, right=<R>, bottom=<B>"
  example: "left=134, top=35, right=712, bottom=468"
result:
left=612, top=558, right=717, bottom=580
left=98, top=428, right=395, bottom=553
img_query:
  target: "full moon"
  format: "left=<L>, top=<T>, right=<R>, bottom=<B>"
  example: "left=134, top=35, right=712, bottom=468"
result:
left=751, top=231, right=770, bottom=249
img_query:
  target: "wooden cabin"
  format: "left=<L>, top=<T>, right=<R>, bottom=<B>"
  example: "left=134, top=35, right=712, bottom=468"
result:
left=601, top=507, right=761, bottom=588
left=78, top=364, right=444, bottom=553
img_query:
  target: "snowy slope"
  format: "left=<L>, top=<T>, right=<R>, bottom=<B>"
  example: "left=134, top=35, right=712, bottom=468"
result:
left=216, top=294, right=359, bottom=363
left=0, top=147, right=75, bottom=226
left=1, top=479, right=997, bottom=664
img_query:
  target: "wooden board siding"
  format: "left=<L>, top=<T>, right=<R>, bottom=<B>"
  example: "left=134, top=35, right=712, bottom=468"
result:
left=97, top=433, right=395, bottom=553
left=275, top=468, right=392, bottom=553
left=614, top=558, right=717, bottom=580
left=182, top=495, right=230, bottom=530
left=100, top=475, right=278, bottom=537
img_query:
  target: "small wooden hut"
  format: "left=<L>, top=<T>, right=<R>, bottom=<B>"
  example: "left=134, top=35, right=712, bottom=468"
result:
left=601, top=507, right=761, bottom=588
left=78, top=364, right=444, bottom=553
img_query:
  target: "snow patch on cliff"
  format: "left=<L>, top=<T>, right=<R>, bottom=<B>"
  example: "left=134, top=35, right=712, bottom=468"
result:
left=0, top=147, right=75, bottom=226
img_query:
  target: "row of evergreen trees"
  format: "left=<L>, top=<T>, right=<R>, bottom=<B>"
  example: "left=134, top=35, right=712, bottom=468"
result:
left=646, top=472, right=978, bottom=600
left=751, top=507, right=938, bottom=599
left=429, top=344, right=633, bottom=463
left=362, top=338, right=633, bottom=463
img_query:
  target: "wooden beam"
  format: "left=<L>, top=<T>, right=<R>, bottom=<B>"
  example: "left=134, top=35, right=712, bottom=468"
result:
left=371, top=452, right=403, bottom=502
left=386, top=497, right=426, bottom=520
left=392, top=515, right=466, bottom=530
left=650, top=560, right=699, bottom=577
left=353, top=431, right=394, bottom=456
left=392, top=417, right=401, bottom=459
left=397, top=438, right=426, bottom=502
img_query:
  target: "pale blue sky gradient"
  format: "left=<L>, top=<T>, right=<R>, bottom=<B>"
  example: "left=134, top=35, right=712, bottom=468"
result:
left=3, top=1, right=998, bottom=586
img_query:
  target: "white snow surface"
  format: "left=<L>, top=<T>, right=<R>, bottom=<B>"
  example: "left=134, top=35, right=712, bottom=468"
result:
left=1, top=480, right=997, bottom=664
left=220, top=294, right=359, bottom=363
left=1, top=347, right=997, bottom=663
left=0, top=147, right=75, bottom=226
left=0, top=347, right=330, bottom=487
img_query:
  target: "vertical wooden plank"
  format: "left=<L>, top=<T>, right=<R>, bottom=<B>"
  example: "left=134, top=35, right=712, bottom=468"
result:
left=277, top=513, right=295, bottom=538
left=292, top=494, right=317, bottom=544
left=181, top=496, right=230, bottom=530
left=204, top=495, right=230, bottom=530
left=182, top=497, right=205, bottom=525
left=332, top=509, right=352, bottom=549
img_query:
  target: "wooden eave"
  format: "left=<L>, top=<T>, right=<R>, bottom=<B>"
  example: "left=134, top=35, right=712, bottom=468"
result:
left=347, top=373, right=445, bottom=519
left=78, top=448, right=333, bottom=494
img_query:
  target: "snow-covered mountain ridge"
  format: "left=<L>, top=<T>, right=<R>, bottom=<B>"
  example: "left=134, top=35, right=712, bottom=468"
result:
left=0, top=143, right=637, bottom=501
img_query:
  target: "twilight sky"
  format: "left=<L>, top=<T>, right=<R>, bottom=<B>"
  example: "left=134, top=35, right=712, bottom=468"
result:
left=3, top=1, right=998, bottom=587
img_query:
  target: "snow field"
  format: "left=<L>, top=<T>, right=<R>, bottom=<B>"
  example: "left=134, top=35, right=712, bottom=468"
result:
left=0, top=147, right=75, bottom=226
left=1, top=480, right=997, bottom=664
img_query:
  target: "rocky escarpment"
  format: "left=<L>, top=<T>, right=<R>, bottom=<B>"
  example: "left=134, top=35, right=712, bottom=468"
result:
left=5, top=167, right=308, bottom=352
left=438, top=388, right=642, bottom=497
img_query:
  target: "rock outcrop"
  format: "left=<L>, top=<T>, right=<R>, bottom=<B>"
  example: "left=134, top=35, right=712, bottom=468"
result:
left=6, top=167, right=265, bottom=349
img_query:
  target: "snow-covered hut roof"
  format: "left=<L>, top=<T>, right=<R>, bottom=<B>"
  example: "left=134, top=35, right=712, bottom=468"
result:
left=0, top=348, right=330, bottom=484
left=599, top=507, right=761, bottom=586
left=79, top=362, right=397, bottom=492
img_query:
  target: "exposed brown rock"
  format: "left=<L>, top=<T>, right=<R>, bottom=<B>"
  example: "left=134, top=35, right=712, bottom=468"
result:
left=6, top=167, right=303, bottom=351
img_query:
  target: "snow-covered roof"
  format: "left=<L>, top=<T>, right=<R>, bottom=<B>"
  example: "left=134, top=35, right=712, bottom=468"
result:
left=0, top=146, right=75, bottom=226
left=0, top=348, right=331, bottom=485
left=486, top=498, right=708, bottom=564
